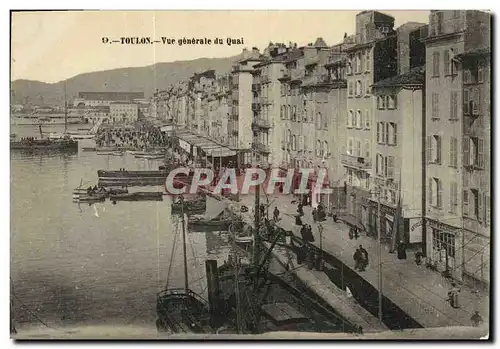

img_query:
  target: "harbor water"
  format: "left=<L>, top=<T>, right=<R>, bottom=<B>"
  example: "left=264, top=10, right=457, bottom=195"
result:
left=10, top=124, right=232, bottom=331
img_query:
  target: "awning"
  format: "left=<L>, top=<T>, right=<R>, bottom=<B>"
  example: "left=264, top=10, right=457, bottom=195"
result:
left=175, top=130, right=236, bottom=158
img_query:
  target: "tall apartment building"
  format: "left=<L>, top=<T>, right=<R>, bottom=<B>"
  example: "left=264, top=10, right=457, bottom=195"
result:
left=423, top=10, right=491, bottom=285
left=343, top=11, right=397, bottom=229
left=370, top=23, right=427, bottom=246
left=230, top=48, right=264, bottom=164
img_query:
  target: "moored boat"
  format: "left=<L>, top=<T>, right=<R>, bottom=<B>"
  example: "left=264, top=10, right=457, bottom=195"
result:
left=135, top=154, right=165, bottom=160
left=97, top=151, right=123, bottom=156
left=171, top=197, right=206, bottom=214
left=109, top=192, right=163, bottom=201
left=81, top=147, right=97, bottom=151
left=77, top=193, right=106, bottom=202
left=10, top=137, right=78, bottom=151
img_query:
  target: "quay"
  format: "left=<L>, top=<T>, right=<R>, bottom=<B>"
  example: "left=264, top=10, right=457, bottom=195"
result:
left=200, top=187, right=488, bottom=330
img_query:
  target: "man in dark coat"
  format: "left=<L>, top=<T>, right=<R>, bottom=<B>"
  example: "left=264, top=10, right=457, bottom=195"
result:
left=358, top=245, right=368, bottom=271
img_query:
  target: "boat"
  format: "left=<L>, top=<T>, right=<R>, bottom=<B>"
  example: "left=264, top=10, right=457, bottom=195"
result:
left=77, top=193, right=106, bottom=202
left=187, top=208, right=233, bottom=231
left=135, top=154, right=165, bottom=160
left=68, top=133, right=95, bottom=140
left=97, top=167, right=179, bottom=187
left=109, top=192, right=163, bottom=201
left=81, top=147, right=97, bottom=151
left=171, top=196, right=206, bottom=214
left=157, top=196, right=212, bottom=334
left=10, top=131, right=78, bottom=152
left=97, top=151, right=123, bottom=156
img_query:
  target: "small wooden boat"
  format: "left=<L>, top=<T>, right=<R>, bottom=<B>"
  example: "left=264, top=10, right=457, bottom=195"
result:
left=77, top=193, right=106, bottom=202
left=81, top=147, right=97, bottom=151
left=188, top=217, right=231, bottom=230
left=171, top=198, right=206, bottom=214
left=109, top=192, right=163, bottom=201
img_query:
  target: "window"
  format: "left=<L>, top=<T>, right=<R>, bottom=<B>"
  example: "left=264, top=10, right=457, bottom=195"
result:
left=347, top=138, right=353, bottom=155
left=355, top=80, right=362, bottom=96
left=462, top=137, right=470, bottom=166
left=357, top=53, right=362, bottom=73
left=347, top=58, right=353, bottom=75
left=376, top=154, right=384, bottom=175
left=429, top=177, right=442, bottom=208
left=364, top=109, right=370, bottom=129
left=377, top=122, right=386, bottom=144
left=432, top=230, right=455, bottom=259
left=463, top=89, right=470, bottom=114
left=463, top=190, right=469, bottom=216
left=478, top=67, right=484, bottom=83
left=324, top=141, right=329, bottom=158
left=304, top=136, right=308, bottom=151
left=449, top=137, right=458, bottom=167
left=348, top=81, right=353, bottom=97
left=432, top=93, right=439, bottom=119
left=280, top=106, right=284, bottom=119
left=464, top=70, right=471, bottom=84
left=471, top=189, right=481, bottom=220
left=386, top=95, right=397, bottom=109
left=427, top=135, right=442, bottom=164
left=432, top=52, right=440, bottom=76
left=387, top=122, right=397, bottom=145
left=450, top=182, right=458, bottom=214
left=469, top=137, right=484, bottom=168
left=365, top=78, right=371, bottom=95
left=448, top=49, right=457, bottom=75
left=377, top=96, right=386, bottom=110
left=316, top=112, right=322, bottom=130
left=356, top=139, right=361, bottom=157
left=450, top=91, right=458, bottom=120
left=364, top=139, right=370, bottom=160
left=444, top=49, right=450, bottom=75
left=485, top=194, right=490, bottom=226
left=347, top=110, right=353, bottom=128
left=365, top=49, right=371, bottom=72
left=292, top=135, right=297, bottom=151
left=324, top=112, right=328, bottom=129
left=356, top=110, right=362, bottom=129
left=385, top=156, right=395, bottom=178
left=292, top=106, right=297, bottom=121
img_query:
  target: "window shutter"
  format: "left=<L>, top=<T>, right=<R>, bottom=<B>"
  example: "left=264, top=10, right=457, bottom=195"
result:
left=359, top=110, right=363, bottom=128
left=444, top=50, right=450, bottom=75
left=376, top=122, right=380, bottom=143
left=436, top=136, right=442, bottom=164
left=463, top=137, right=470, bottom=166
left=384, top=156, right=388, bottom=177
left=463, top=89, right=470, bottom=114
left=485, top=195, right=490, bottom=226
left=478, top=138, right=484, bottom=168
left=427, top=136, right=432, bottom=163
left=477, top=191, right=483, bottom=221
left=473, top=88, right=480, bottom=115
left=376, top=154, right=379, bottom=175
left=385, top=122, right=389, bottom=144
left=388, top=156, right=394, bottom=178
left=365, top=140, right=370, bottom=160
left=463, top=190, right=469, bottom=216
left=437, top=180, right=442, bottom=208
left=365, top=109, right=370, bottom=128
left=428, top=178, right=433, bottom=205
left=393, top=123, right=397, bottom=145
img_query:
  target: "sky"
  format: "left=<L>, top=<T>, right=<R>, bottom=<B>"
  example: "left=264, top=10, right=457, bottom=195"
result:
left=11, top=10, right=430, bottom=83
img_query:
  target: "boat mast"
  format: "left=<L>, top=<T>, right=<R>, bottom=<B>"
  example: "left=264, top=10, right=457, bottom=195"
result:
left=253, top=183, right=261, bottom=290
left=180, top=196, right=189, bottom=291
left=64, top=81, right=68, bottom=133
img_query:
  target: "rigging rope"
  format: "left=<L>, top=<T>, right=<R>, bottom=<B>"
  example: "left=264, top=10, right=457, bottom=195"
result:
left=165, top=216, right=181, bottom=290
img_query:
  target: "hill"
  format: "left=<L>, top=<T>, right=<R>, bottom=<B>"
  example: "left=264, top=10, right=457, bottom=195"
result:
left=11, top=55, right=240, bottom=106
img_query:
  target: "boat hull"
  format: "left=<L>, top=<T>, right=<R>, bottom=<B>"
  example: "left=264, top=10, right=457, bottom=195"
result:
left=10, top=140, right=79, bottom=151
left=109, top=192, right=163, bottom=201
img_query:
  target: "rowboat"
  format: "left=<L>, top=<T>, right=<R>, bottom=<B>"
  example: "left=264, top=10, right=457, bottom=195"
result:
left=109, top=192, right=163, bottom=201
left=77, top=193, right=106, bottom=202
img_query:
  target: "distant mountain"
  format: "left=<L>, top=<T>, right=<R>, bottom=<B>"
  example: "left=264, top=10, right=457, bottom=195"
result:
left=11, top=55, right=241, bottom=106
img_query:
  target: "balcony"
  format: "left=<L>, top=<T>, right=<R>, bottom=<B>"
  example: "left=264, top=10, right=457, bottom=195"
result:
left=252, top=118, right=271, bottom=129
left=251, top=83, right=261, bottom=92
left=340, top=154, right=371, bottom=170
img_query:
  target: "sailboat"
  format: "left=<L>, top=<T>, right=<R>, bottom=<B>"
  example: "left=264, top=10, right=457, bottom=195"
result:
left=156, top=196, right=212, bottom=333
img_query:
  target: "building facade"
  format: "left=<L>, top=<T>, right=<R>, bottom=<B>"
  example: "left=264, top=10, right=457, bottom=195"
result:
left=110, top=102, right=139, bottom=123
left=423, top=10, right=491, bottom=285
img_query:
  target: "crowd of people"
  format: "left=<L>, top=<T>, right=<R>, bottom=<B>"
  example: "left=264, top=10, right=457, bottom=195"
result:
left=95, top=122, right=167, bottom=150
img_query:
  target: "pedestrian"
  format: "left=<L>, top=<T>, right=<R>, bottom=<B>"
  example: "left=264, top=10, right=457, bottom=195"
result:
left=353, top=247, right=362, bottom=271
left=332, top=213, right=338, bottom=223
left=349, top=226, right=355, bottom=240
left=470, top=311, right=483, bottom=327
left=447, top=283, right=461, bottom=308
left=397, top=241, right=407, bottom=260
left=354, top=227, right=359, bottom=240
left=358, top=245, right=368, bottom=271
left=297, top=203, right=304, bottom=217
left=415, top=250, right=424, bottom=266
left=312, top=207, right=317, bottom=222
left=273, top=207, right=280, bottom=222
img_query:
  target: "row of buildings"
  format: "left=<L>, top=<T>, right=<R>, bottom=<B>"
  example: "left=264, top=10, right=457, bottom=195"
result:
left=71, top=91, right=150, bottom=123
left=154, top=10, right=491, bottom=289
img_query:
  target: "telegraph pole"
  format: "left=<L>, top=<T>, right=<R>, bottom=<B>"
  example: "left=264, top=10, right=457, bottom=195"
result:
left=376, top=189, right=383, bottom=322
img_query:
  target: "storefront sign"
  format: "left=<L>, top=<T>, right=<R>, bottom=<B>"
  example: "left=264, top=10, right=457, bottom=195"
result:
left=179, top=139, right=191, bottom=154
left=409, top=218, right=423, bottom=243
